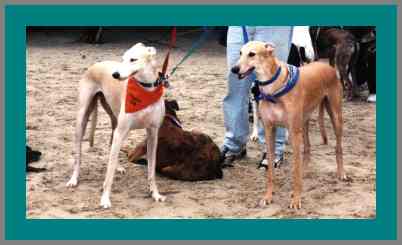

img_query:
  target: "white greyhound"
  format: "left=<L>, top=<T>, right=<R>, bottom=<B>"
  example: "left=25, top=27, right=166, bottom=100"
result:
left=66, top=43, right=166, bottom=208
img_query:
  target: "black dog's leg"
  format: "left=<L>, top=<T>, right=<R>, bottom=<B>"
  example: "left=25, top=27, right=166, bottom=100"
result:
left=249, top=82, right=260, bottom=123
left=26, top=145, right=45, bottom=172
left=27, top=166, right=47, bottom=172
left=26, top=146, right=42, bottom=163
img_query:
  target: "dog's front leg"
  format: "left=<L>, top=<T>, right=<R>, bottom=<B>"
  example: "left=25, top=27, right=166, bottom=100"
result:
left=303, top=120, right=311, bottom=168
left=250, top=101, right=259, bottom=142
left=100, top=119, right=130, bottom=209
left=289, top=126, right=303, bottom=209
left=259, top=125, right=275, bottom=207
left=147, top=127, right=166, bottom=202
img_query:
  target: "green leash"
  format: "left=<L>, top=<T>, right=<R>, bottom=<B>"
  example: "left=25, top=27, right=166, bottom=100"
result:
left=169, top=28, right=211, bottom=76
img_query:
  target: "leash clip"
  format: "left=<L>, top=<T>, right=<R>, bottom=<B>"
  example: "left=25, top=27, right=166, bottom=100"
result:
left=158, top=72, right=170, bottom=88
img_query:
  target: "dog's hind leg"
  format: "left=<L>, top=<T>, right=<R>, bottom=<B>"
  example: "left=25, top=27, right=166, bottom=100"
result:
left=88, top=94, right=98, bottom=147
left=335, top=45, right=354, bottom=99
left=159, top=165, right=185, bottom=180
left=98, top=93, right=118, bottom=146
left=127, top=140, right=147, bottom=162
left=349, top=42, right=360, bottom=98
left=324, top=93, right=347, bottom=181
left=318, top=100, right=328, bottom=145
left=303, top=120, right=311, bottom=168
left=67, top=84, right=98, bottom=187
left=146, top=127, right=166, bottom=202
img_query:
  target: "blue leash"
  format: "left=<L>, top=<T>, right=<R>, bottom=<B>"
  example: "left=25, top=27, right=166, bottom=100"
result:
left=241, top=26, right=256, bottom=82
left=241, top=26, right=249, bottom=43
left=242, top=26, right=299, bottom=103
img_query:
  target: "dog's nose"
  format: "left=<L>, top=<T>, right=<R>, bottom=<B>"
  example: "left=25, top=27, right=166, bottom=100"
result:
left=231, top=66, right=240, bottom=74
left=112, top=72, right=120, bottom=79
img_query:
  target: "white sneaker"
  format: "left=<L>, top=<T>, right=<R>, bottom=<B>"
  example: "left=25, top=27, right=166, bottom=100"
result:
left=367, top=94, right=376, bottom=103
left=257, top=153, right=284, bottom=169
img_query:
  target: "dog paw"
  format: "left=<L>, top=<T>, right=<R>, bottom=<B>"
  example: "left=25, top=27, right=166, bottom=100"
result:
left=116, top=166, right=126, bottom=174
left=152, top=192, right=166, bottom=202
left=66, top=177, right=78, bottom=187
left=289, top=197, right=302, bottom=209
left=338, top=172, right=350, bottom=181
left=249, top=132, right=259, bottom=142
left=100, top=194, right=112, bottom=209
left=258, top=196, right=273, bottom=207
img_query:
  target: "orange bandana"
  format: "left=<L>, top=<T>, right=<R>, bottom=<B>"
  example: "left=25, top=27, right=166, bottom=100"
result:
left=125, top=77, right=164, bottom=113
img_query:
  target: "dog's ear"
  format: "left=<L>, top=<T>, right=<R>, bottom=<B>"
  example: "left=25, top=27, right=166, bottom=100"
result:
left=171, top=100, right=179, bottom=111
left=166, top=99, right=179, bottom=111
left=147, top=47, right=156, bottom=56
left=264, top=42, right=275, bottom=56
left=132, top=43, right=145, bottom=49
left=165, top=100, right=179, bottom=111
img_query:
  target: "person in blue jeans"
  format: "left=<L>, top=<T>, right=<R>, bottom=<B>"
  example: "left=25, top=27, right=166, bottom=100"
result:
left=221, top=26, right=293, bottom=167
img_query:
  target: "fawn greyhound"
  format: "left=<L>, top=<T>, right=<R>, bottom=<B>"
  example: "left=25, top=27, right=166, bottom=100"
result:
left=66, top=43, right=167, bottom=208
left=231, top=41, right=347, bottom=209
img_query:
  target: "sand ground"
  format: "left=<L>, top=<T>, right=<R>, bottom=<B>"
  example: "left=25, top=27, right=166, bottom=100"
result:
left=26, top=30, right=376, bottom=218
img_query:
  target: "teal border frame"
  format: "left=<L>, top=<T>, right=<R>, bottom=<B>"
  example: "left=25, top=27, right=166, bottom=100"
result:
left=4, top=4, right=397, bottom=240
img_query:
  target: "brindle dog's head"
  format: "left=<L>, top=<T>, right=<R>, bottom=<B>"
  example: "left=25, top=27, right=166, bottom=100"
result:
left=231, top=41, right=277, bottom=80
left=165, top=99, right=180, bottom=118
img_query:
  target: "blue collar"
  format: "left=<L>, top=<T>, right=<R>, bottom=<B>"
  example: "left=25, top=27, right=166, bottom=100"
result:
left=257, top=64, right=300, bottom=104
left=165, top=114, right=182, bottom=129
left=255, top=66, right=282, bottom=86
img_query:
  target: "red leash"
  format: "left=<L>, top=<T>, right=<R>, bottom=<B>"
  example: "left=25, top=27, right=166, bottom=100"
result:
left=125, top=28, right=176, bottom=113
left=160, top=27, right=176, bottom=79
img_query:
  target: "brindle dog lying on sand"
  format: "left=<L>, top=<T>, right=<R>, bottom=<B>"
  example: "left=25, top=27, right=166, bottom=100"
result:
left=127, top=100, right=223, bottom=181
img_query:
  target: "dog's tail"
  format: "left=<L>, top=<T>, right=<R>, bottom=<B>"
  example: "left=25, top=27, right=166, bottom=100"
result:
left=318, top=99, right=328, bottom=145
left=88, top=95, right=98, bottom=147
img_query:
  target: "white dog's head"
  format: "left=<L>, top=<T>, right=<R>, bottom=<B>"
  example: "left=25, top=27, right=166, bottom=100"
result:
left=112, top=43, right=158, bottom=82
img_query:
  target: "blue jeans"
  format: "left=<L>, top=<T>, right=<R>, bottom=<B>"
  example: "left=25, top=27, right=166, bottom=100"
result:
left=223, top=26, right=293, bottom=156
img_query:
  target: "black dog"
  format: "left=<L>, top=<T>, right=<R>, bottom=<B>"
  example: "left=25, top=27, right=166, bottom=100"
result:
left=310, top=26, right=360, bottom=99
left=345, top=27, right=376, bottom=98
left=26, top=146, right=46, bottom=172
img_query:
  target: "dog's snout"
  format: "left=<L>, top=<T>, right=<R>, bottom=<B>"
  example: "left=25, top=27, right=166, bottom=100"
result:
left=231, top=66, right=240, bottom=74
left=112, top=72, right=120, bottom=79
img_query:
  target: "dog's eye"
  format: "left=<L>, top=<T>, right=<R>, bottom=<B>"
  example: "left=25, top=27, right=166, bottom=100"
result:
left=248, top=52, right=256, bottom=57
left=130, top=58, right=137, bottom=62
left=239, top=51, right=242, bottom=56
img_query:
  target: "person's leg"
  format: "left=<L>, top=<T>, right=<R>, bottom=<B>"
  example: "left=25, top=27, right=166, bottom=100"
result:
left=222, top=26, right=254, bottom=160
left=254, top=26, right=292, bottom=165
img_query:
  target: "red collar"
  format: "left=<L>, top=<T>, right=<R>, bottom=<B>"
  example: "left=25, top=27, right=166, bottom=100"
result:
left=125, top=77, right=164, bottom=113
